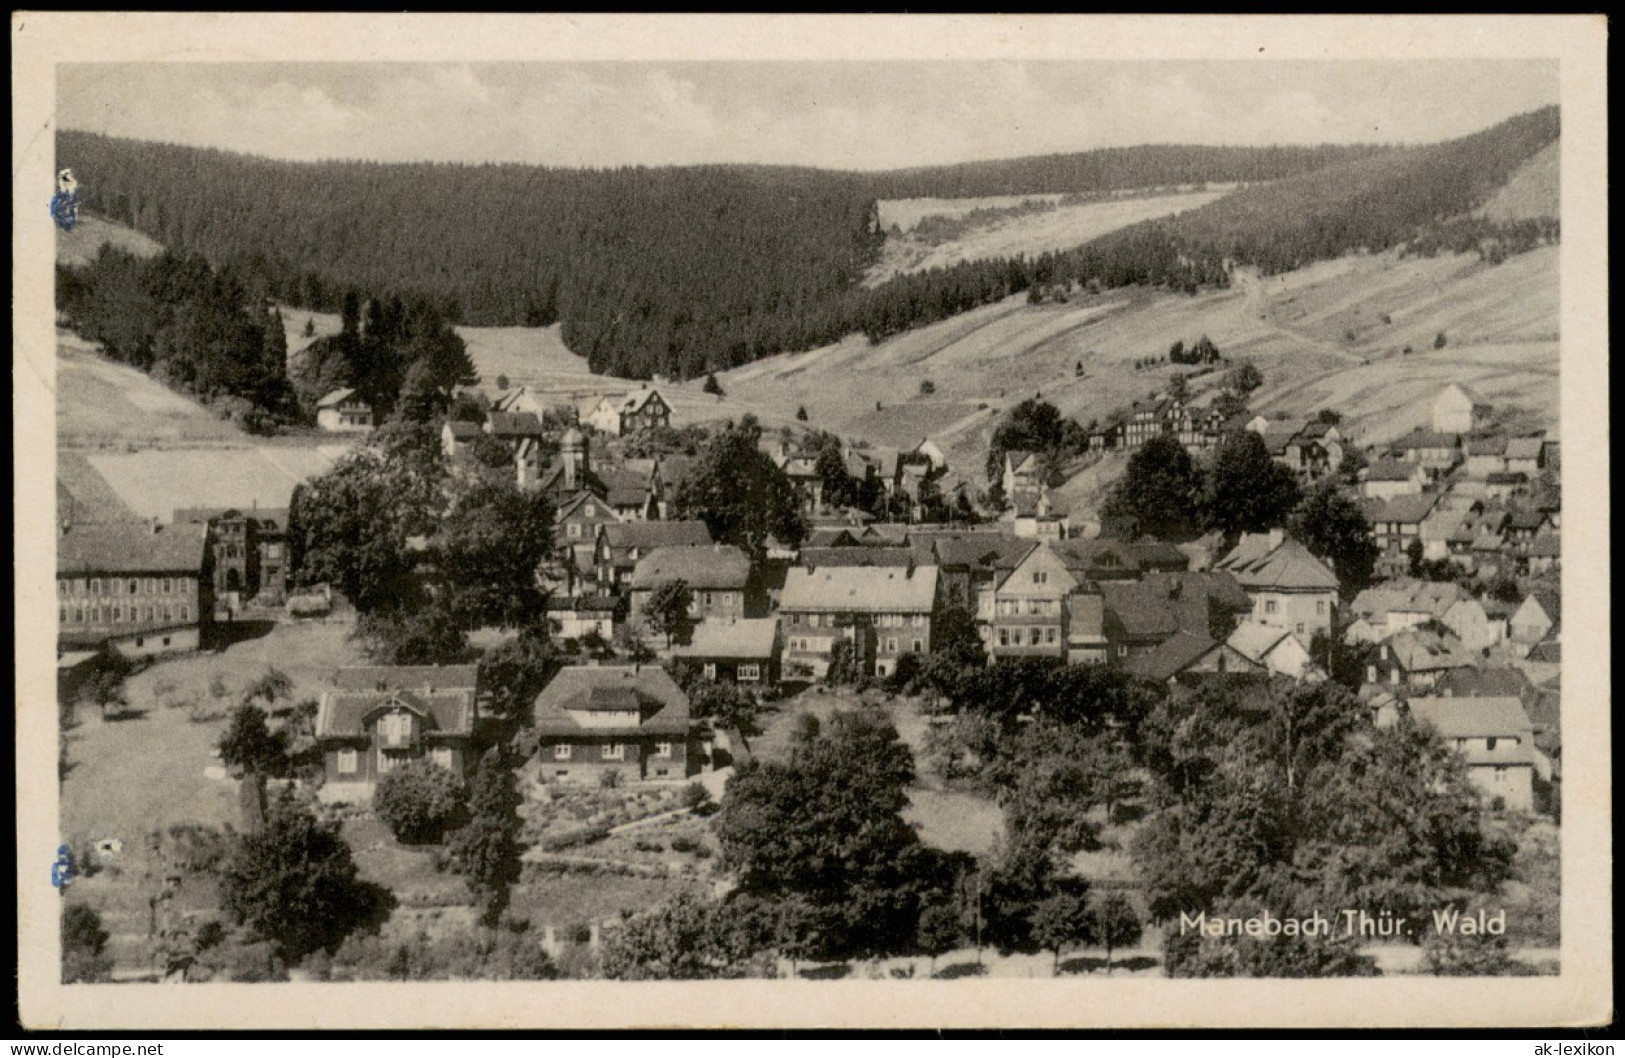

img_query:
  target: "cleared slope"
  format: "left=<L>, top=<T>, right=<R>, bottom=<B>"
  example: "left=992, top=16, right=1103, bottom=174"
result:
left=54, top=211, right=164, bottom=268
left=1478, top=140, right=1560, bottom=222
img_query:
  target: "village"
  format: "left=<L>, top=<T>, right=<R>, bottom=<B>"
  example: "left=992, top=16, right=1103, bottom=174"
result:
left=56, top=344, right=1562, bottom=982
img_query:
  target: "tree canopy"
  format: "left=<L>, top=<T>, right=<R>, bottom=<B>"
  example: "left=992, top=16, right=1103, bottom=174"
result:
left=1103, top=434, right=1205, bottom=541
left=673, top=416, right=807, bottom=557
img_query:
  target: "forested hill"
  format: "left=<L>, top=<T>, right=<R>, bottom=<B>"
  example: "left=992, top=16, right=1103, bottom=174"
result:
left=57, top=108, right=1556, bottom=379
left=863, top=142, right=1390, bottom=199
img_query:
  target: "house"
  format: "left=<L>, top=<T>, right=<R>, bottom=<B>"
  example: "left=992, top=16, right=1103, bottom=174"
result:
left=584, top=388, right=672, bottom=437
left=780, top=565, right=939, bottom=679
left=596, top=466, right=658, bottom=522
left=910, top=438, right=948, bottom=473
left=1392, top=430, right=1461, bottom=473
left=1227, top=623, right=1319, bottom=681
left=490, top=385, right=549, bottom=418
left=1362, top=459, right=1428, bottom=500
left=1054, top=538, right=1144, bottom=583
left=1362, top=493, right=1442, bottom=562
left=799, top=546, right=914, bottom=570
left=1370, top=629, right=1475, bottom=690
left=546, top=593, right=622, bottom=641
left=595, top=521, right=714, bottom=590
left=1464, top=436, right=1509, bottom=479
left=1440, top=596, right=1501, bottom=652
left=670, top=618, right=780, bottom=685
left=977, top=543, right=1078, bottom=660
left=485, top=410, right=545, bottom=444
left=1002, top=450, right=1042, bottom=499
left=1482, top=471, right=1529, bottom=502
left=916, top=531, right=1037, bottom=612
left=1510, top=590, right=1560, bottom=644
left=554, top=491, right=623, bottom=574
left=315, top=388, right=374, bottom=432
left=1346, top=579, right=1462, bottom=644
left=1523, top=532, right=1561, bottom=576
left=1432, top=383, right=1490, bottom=435
left=172, top=506, right=290, bottom=610
left=1417, top=492, right=1482, bottom=562
left=1382, top=696, right=1536, bottom=812
left=441, top=419, right=483, bottom=460
left=628, top=545, right=753, bottom=624
left=1503, top=509, right=1552, bottom=549
left=523, top=666, right=698, bottom=784
left=1098, top=571, right=1253, bottom=668
left=1004, top=485, right=1069, bottom=540
left=1213, top=529, right=1339, bottom=641
left=1125, top=540, right=1191, bottom=573
left=314, top=665, right=480, bottom=791
left=1066, top=591, right=1110, bottom=666
left=1123, top=630, right=1260, bottom=685
left=57, top=520, right=213, bottom=658
left=1504, top=436, right=1544, bottom=477
left=1435, top=666, right=1540, bottom=717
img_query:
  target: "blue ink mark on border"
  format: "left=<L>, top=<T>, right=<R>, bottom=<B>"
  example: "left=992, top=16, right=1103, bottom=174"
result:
left=51, top=844, right=75, bottom=888
left=50, top=190, right=79, bottom=233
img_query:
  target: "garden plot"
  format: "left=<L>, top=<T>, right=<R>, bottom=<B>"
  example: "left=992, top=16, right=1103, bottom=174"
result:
left=86, top=445, right=348, bottom=520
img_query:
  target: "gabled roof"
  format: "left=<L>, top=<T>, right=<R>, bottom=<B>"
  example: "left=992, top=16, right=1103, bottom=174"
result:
left=1126, top=540, right=1190, bottom=572
left=526, top=665, right=691, bottom=740
left=315, top=686, right=477, bottom=740
left=1466, top=437, right=1508, bottom=457
left=57, top=522, right=208, bottom=575
left=486, top=411, right=545, bottom=438
left=172, top=506, right=290, bottom=532
left=332, top=665, right=479, bottom=692
left=928, top=533, right=1035, bottom=572
left=1506, top=510, right=1549, bottom=531
left=1387, top=629, right=1474, bottom=673
left=805, top=527, right=861, bottom=548
left=1257, top=424, right=1301, bottom=456
left=1366, top=459, right=1421, bottom=482
left=1404, top=696, right=1532, bottom=741
left=1004, top=450, right=1039, bottom=474
left=1215, top=534, right=1339, bottom=591
left=1225, top=623, right=1303, bottom=664
left=1484, top=471, right=1528, bottom=486
left=596, top=467, right=653, bottom=510
left=1435, top=666, right=1534, bottom=702
left=618, top=389, right=667, bottom=414
left=443, top=419, right=483, bottom=440
left=1054, top=538, right=1143, bottom=579
left=1437, top=382, right=1486, bottom=406
left=1527, top=532, right=1561, bottom=558
left=780, top=565, right=938, bottom=613
left=799, top=547, right=914, bottom=570
left=1366, top=493, right=1442, bottom=526
left=317, top=387, right=362, bottom=409
left=1394, top=430, right=1459, bottom=451
left=1099, top=572, right=1244, bottom=642
left=1522, top=588, right=1561, bottom=623
left=1504, top=437, right=1544, bottom=461
left=670, top=618, right=779, bottom=660
left=1124, top=630, right=1220, bottom=682
left=629, top=545, right=751, bottom=591
left=601, top=520, right=714, bottom=555
left=1526, top=640, right=1561, bottom=664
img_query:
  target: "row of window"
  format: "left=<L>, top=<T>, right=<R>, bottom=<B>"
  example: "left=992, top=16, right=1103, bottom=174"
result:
left=882, top=638, right=926, bottom=655
left=700, top=663, right=761, bottom=681
left=336, top=745, right=454, bottom=775
left=787, top=612, right=925, bottom=628
left=551, top=742, right=674, bottom=761
left=59, top=576, right=189, bottom=596
left=1259, top=599, right=1329, bottom=616
left=997, top=626, right=1059, bottom=648
left=61, top=603, right=190, bottom=625
left=995, top=598, right=1058, bottom=616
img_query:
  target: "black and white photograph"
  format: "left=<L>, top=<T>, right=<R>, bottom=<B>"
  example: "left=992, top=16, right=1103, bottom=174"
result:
left=13, top=13, right=1610, bottom=1031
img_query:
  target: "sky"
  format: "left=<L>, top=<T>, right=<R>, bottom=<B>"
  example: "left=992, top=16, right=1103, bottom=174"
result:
left=57, top=60, right=1558, bottom=171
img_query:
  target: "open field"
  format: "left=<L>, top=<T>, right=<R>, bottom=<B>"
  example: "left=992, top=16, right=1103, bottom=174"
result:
left=877, top=194, right=1067, bottom=232
left=54, top=212, right=165, bottom=269
left=867, top=188, right=1234, bottom=286
left=54, top=330, right=246, bottom=447
left=86, top=445, right=350, bottom=520
left=1479, top=140, right=1560, bottom=223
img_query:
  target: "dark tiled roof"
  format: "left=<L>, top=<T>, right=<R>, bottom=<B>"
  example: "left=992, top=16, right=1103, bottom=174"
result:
left=1124, top=630, right=1217, bottom=682
left=57, top=522, right=207, bottom=575
left=444, top=420, right=482, bottom=440
left=316, top=681, right=477, bottom=740
left=602, top=521, right=713, bottom=553
left=670, top=618, right=779, bottom=660
left=525, top=665, right=692, bottom=741
left=487, top=411, right=545, bottom=438
left=1435, top=666, right=1534, bottom=702
left=799, top=547, right=914, bottom=570
left=332, top=665, right=479, bottom=692
left=630, top=545, right=752, bottom=591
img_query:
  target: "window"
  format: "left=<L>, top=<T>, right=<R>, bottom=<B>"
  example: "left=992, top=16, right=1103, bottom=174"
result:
left=998, top=629, right=1010, bottom=647
left=60, top=607, right=67, bottom=623
left=912, top=614, right=925, bottom=628
left=337, top=749, right=358, bottom=775
left=1486, top=737, right=1498, bottom=751
left=91, top=579, right=102, bottom=595
left=738, top=664, right=760, bottom=682
left=162, top=578, right=173, bottom=594
left=1033, top=571, right=1048, bottom=584
left=655, top=742, right=673, bottom=759
left=265, top=544, right=281, bottom=559
left=885, top=638, right=898, bottom=654
left=1316, top=600, right=1327, bottom=615
left=161, top=637, right=171, bottom=647
left=72, top=608, right=83, bottom=623
left=567, top=523, right=582, bottom=539
left=128, top=580, right=139, bottom=594
left=585, top=505, right=596, bottom=517
left=179, top=606, right=189, bottom=622
left=702, top=663, right=717, bottom=680
left=810, top=614, right=821, bottom=628
left=432, top=747, right=454, bottom=770
left=58, top=581, right=67, bottom=596
left=1296, top=623, right=1305, bottom=635
left=1029, top=628, right=1042, bottom=647
left=791, top=613, right=801, bottom=625
left=1264, top=600, right=1278, bottom=615
left=111, top=605, right=122, bottom=622
left=376, top=751, right=395, bottom=775
left=704, top=592, right=714, bottom=606
left=554, top=744, right=572, bottom=761
left=602, top=743, right=625, bottom=761
left=1045, top=628, right=1057, bottom=646
left=134, top=638, right=144, bottom=648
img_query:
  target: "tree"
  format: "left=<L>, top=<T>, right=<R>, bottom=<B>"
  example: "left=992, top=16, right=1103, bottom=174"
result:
left=715, top=709, right=932, bottom=959
left=673, top=416, right=806, bottom=557
left=62, top=903, right=113, bottom=983
left=1206, top=430, right=1303, bottom=538
left=1224, top=362, right=1264, bottom=396
left=600, top=891, right=755, bottom=980
left=434, top=477, right=554, bottom=626
left=240, top=667, right=294, bottom=711
left=811, top=435, right=856, bottom=511
left=1168, top=373, right=1189, bottom=403
left=218, top=790, right=375, bottom=960
left=1289, top=479, right=1380, bottom=592
left=1086, top=892, right=1144, bottom=974
left=449, top=747, right=523, bottom=926
left=796, top=405, right=809, bottom=421
left=692, top=682, right=763, bottom=753
left=303, top=317, right=316, bottom=339
left=358, top=602, right=472, bottom=666
left=218, top=704, right=289, bottom=778
left=477, top=629, right=558, bottom=725
left=1103, top=434, right=1205, bottom=540
left=495, top=374, right=509, bottom=391
left=1406, top=538, right=1426, bottom=576
left=920, top=379, right=936, bottom=395
left=985, top=398, right=1070, bottom=484
left=373, top=759, right=466, bottom=844
left=1031, top=886, right=1092, bottom=975
left=703, top=372, right=725, bottom=397
left=644, top=579, right=695, bottom=648
left=916, top=897, right=965, bottom=977
left=1434, top=331, right=1448, bottom=350
left=467, top=432, right=514, bottom=471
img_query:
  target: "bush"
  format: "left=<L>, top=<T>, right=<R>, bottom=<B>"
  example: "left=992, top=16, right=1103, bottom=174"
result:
left=669, top=836, right=699, bottom=854
left=681, top=782, right=713, bottom=813
left=61, top=903, right=112, bottom=983
left=168, top=823, right=232, bottom=874
left=919, top=380, right=936, bottom=395
left=373, top=760, right=466, bottom=844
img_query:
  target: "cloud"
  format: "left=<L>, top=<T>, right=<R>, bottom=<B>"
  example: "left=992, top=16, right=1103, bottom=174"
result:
left=58, top=60, right=1557, bottom=170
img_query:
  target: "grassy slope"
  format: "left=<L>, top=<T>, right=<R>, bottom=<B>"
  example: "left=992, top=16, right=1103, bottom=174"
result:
left=1478, top=140, right=1560, bottom=222
left=54, top=211, right=164, bottom=269
left=866, top=187, right=1234, bottom=285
